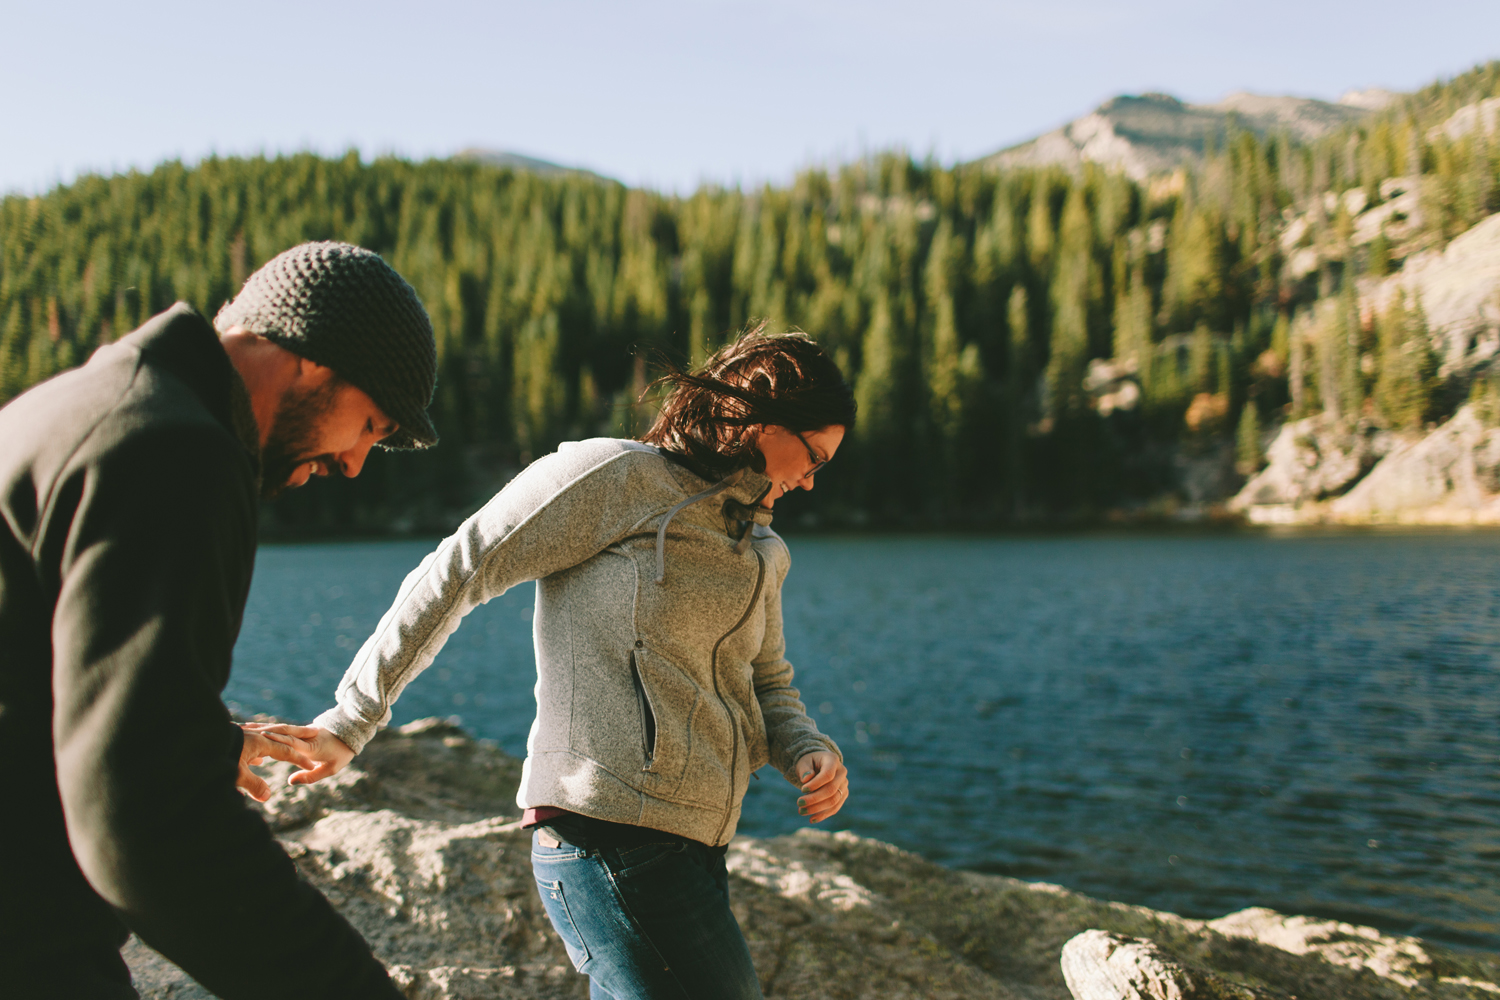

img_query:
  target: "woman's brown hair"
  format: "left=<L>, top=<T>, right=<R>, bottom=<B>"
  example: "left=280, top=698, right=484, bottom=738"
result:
left=640, top=325, right=856, bottom=480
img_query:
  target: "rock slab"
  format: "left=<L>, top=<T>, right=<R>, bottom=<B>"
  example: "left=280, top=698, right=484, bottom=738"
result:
left=121, top=720, right=1500, bottom=999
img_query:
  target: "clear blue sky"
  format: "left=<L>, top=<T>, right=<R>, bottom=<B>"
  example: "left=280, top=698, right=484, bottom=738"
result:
left=4, top=0, right=1497, bottom=196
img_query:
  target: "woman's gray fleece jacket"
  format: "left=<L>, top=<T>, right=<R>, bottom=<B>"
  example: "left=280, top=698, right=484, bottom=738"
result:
left=313, top=438, right=840, bottom=846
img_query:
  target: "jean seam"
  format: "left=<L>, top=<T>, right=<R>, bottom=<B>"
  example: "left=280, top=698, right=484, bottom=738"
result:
left=601, top=862, right=693, bottom=999
left=612, top=841, right=688, bottom=878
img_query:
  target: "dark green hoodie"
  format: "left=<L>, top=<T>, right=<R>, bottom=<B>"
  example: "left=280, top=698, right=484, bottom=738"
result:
left=0, top=304, right=399, bottom=998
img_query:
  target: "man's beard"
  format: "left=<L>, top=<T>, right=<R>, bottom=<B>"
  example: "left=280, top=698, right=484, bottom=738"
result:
left=259, top=380, right=342, bottom=501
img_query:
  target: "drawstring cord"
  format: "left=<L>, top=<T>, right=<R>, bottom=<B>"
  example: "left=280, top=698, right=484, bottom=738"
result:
left=722, top=498, right=772, bottom=554
left=655, top=470, right=744, bottom=584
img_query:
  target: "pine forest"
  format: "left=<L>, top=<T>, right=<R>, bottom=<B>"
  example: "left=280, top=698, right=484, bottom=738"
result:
left=3, top=63, right=1499, bottom=533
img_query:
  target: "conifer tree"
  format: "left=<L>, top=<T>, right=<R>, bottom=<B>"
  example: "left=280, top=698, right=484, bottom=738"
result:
left=1373, top=291, right=1437, bottom=430
left=1236, top=400, right=1263, bottom=475
left=1006, top=284, right=1030, bottom=516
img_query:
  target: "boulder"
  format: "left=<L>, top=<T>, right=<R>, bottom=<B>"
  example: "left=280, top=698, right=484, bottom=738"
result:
left=1229, top=414, right=1395, bottom=518
left=1059, top=930, right=1195, bottom=1000
left=1330, top=405, right=1500, bottom=522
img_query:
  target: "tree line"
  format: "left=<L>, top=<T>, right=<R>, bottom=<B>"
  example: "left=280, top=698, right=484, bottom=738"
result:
left=2, top=63, right=1497, bottom=530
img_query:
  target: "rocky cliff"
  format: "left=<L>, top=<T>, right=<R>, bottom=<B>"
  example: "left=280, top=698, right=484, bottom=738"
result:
left=123, top=719, right=1500, bottom=999
left=1231, top=208, right=1500, bottom=525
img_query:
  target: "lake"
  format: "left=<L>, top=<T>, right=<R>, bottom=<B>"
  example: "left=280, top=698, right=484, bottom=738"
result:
left=229, top=531, right=1500, bottom=950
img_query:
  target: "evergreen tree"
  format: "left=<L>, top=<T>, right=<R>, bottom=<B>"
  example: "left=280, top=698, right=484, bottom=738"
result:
left=1373, top=291, right=1437, bottom=430
left=1006, top=284, right=1030, bottom=516
left=1236, top=400, right=1263, bottom=475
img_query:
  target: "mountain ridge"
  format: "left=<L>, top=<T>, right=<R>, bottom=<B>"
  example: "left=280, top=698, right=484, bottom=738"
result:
left=452, top=147, right=609, bottom=181
left=978, top=88, right=1398, bottom=178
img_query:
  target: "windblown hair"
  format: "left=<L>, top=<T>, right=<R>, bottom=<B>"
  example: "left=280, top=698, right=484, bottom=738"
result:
left=640, top=325, right=857, bottom=481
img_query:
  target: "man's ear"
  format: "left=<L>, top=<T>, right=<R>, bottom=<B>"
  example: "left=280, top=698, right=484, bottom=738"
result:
left=291, top=355, right=338, bottom=391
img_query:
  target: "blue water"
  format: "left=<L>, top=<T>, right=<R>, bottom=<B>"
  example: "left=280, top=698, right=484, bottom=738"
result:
left=229, top=532, right=1500, bottom=950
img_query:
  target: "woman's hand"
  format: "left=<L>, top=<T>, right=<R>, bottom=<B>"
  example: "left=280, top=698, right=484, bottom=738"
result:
left=793, top=750, right=848, bottom=823
left=237, top=730, right=317, bottom=801
left=239, top=723, right=355, bottom=786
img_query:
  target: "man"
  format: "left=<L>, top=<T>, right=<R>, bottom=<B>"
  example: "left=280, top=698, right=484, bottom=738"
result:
left=0, top=242, right=437, bottom=997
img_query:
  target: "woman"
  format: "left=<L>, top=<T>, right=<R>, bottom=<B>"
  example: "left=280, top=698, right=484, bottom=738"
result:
left=255, top=329, right=854, bottom=999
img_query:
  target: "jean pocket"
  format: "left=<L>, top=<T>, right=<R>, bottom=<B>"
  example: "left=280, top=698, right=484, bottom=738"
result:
left=531, top=840, right=588, bottom=861
left=611, top=839, right=689, bottom=879
left=534, top=875, right=591, bottom=972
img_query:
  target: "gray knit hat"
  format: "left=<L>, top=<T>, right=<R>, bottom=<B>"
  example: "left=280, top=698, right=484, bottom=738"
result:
left=215, top=241, right=439, bottom=449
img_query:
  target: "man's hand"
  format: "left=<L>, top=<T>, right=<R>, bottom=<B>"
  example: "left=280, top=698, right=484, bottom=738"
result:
left=792, top=750, right=849, bottom=823
left=237, top=730, right=317, bottom=801
left=241, top=723, right=355, bottom=787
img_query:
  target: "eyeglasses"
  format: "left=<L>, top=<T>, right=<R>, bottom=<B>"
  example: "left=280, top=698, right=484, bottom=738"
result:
left=794, top=431, right=831, bottom=477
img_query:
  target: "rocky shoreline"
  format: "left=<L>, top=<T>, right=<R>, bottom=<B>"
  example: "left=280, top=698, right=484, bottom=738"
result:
left=127, top=719, right=1500, bottom=999
left=1230, top=405, right=1500, bottom=526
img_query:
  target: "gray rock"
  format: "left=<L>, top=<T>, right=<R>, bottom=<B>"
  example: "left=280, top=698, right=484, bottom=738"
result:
left=1352, top=178, right=1424, bottom=246
left=1428, top=97, right=1500, bottom=143
left=1229, top=414, right=1394, bottom=516
left=1209, top=907, right=1430, bottom=987
left=1330, top=405, right=1500, bottom=522
left=1364, top=212, right=1500, bottom=375
left=1060, top=930, right=1194, bottom=1000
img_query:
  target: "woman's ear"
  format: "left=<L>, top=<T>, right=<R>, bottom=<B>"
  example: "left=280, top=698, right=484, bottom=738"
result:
left=757, top=424, right=790, bottom=443
left=746, top=424, right=768, bottom=474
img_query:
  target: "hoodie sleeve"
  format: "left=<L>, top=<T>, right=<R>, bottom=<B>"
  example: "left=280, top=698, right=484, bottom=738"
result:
left=315, top=443, right=661, bottom=753
left=751, top=537, right=842, bottom=781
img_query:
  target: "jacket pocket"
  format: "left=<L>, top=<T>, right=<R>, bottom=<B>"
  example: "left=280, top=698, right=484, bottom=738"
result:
left=745, top=696, right=770, bottom=774
left=633, top=645, right=719, bottom=800
left=629, top=650, right=658, bottom=768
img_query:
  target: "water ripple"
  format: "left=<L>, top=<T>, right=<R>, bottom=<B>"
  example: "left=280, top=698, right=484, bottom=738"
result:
left=232, top=531, right=1500, bottom=949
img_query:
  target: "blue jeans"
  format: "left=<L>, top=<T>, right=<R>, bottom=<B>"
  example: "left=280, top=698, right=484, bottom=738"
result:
left=531, top=827, right=764, bottom=1000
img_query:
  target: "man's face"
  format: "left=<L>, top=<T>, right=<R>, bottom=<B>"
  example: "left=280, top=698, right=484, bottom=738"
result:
left=260, top=377, right=398, bottom=500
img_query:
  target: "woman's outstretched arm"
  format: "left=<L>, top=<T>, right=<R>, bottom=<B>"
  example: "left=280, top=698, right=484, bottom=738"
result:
left=259, top=442, right=664, bottom=782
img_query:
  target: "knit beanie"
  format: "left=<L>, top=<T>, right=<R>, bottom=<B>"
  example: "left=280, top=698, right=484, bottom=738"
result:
left=215, top=241, right=439, bottom=449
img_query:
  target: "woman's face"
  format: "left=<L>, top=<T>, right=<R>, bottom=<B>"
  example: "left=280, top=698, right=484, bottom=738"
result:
left=755, top=424, right=846, bottom=507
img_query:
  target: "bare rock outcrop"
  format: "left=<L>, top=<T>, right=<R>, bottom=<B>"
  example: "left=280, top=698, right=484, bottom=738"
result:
left=1429, top=97, right=1500, bottom=144
left=1229, top=206, right=1500, bottom=524
left=1329, top=405, right=1500, bottom=522
left=1229, top=414, right=1394, bottom=520
left=1365, top=212, right=1500, bottom=375
left=122, top=720, right=1500, bottom=999
left=979, top=92, right=1370, bottom=180
left=1232, top=405, right=1500, bottom=524
left=1208, top=907, right=1432, bottom=987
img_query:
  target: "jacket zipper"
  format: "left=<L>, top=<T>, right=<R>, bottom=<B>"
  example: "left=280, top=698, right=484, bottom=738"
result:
left=630, top=650, right=657, bottom=768
left=710, top=548, right=766, bottom=844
